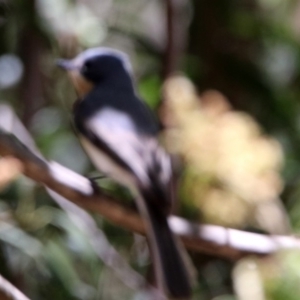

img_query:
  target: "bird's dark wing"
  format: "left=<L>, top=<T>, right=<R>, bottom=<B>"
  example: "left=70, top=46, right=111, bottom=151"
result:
left=76, top=87, right=159, bottom=135
left=75, top=105, right=173, bottom=212
left=75, top=106, right=191, bottom=298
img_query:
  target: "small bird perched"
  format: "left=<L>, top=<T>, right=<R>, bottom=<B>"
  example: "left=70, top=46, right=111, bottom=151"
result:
left=57, top=47, right=191, bottom=298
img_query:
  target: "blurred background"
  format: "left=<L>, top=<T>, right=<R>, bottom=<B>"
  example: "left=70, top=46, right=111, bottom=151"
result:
left=1, top=0, right=300, bottom=299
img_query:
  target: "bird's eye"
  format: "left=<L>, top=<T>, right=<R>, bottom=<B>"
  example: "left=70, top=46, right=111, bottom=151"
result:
left=82, top=61, right=92, bottom=73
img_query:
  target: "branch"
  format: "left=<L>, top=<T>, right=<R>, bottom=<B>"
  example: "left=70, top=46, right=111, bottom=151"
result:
left=0, top=274, right=30, bottom=300
left=0, top=130, right=145, bottom=234
left=0, top=104, right=165, bottom=299
left=18, top=0, right=45, bottom=126
left=162, top=0, right=189, bottom=79
left=0, top=106, right=300, bottom=260
left=163, top=0, right=175, bottom=78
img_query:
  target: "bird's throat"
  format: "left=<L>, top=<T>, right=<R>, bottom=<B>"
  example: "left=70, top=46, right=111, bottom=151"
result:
left=68, top=70, right=94, bottom=98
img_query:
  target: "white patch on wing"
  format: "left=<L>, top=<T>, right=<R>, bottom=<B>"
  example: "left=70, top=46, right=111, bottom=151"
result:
left=91, top=108, right=136, bottom=132
left=79, top=135, right=137, bottom=189
left=83, top=107, right=172, bottom=192
left=85, top=108, right=150, bottom=185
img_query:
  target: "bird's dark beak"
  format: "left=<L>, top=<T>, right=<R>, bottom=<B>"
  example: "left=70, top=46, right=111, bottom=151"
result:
left=56, top=59, right=77, bottom=70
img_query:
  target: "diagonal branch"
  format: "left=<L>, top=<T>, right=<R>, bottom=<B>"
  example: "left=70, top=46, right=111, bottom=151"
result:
left=0, top=104, right=165, bottom=299
left=0, top=104, right=300, bottom=261
left=0, top=274, right=30, bottom=300
left=0, top=130, right=144, bottom=234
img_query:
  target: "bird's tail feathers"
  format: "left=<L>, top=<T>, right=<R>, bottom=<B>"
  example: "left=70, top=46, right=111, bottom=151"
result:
left=137, top=191, right=192, bottom=299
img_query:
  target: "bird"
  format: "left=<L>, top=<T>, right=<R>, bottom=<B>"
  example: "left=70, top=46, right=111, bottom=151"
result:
left=57, top=47, right=191, bottom=299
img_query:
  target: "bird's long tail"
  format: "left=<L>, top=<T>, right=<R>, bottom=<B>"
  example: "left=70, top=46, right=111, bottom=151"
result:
left=138, top=194, right=192, bottom=299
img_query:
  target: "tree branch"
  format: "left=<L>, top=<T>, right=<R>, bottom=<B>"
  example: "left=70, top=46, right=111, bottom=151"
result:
left=0, top=104, right=165, bottom=299
left=0, top=274, right=30, bottom=300
left=162, top=0, right=189, bottom=79
left=0, top=104, right=300, bottom=261
left=0, top=130, right=145, bottom=234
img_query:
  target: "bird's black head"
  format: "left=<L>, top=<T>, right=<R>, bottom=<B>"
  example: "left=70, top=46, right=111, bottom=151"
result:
left=57, top=48, right=134, bottom=96
left=79, top=49, right=132, bottom=83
